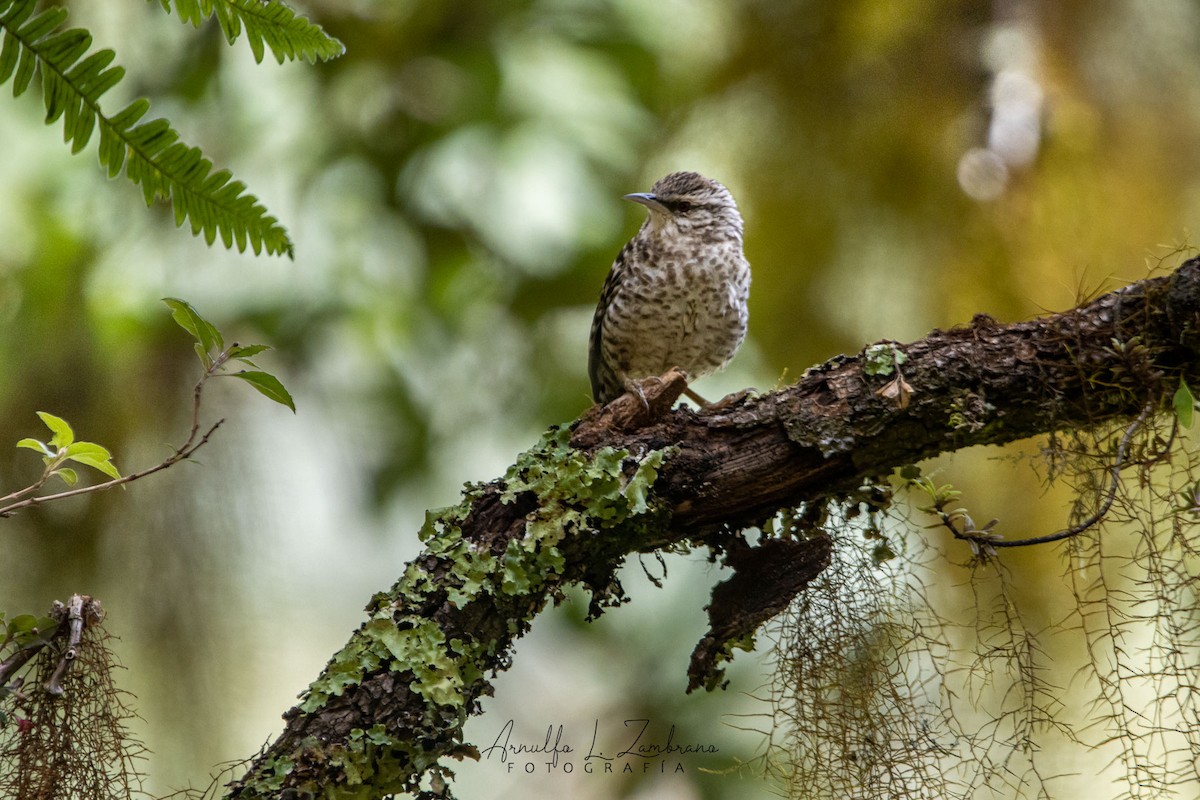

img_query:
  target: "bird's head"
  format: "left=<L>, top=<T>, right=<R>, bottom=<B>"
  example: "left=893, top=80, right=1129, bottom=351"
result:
left=625, top=171, right=743, bottom=240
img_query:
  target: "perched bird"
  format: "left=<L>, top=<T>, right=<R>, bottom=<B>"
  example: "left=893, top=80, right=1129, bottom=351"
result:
left=587, top=171, right=750, bottom=406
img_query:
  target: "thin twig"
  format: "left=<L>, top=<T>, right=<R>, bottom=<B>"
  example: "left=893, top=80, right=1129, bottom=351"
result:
left=941, top=405, right=1153, bottom=551
left=45, top=594, right=85, bottom=696
left=0, top=468, right=54, bottom=505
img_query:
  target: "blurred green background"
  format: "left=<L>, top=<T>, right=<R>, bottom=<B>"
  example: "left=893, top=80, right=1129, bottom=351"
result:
left=2, top=1, right=1199, bottom=797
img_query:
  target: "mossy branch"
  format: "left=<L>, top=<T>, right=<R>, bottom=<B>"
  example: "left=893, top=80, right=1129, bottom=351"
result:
left=227, top=257, right=1200, bottom=798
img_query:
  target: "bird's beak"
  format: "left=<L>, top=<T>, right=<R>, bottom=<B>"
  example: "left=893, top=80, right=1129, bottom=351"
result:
left=624, top=192, right=668, bottom=214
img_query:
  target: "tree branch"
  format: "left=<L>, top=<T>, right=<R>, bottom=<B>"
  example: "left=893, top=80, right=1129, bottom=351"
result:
left=227, top=257, right=1200, bottom=799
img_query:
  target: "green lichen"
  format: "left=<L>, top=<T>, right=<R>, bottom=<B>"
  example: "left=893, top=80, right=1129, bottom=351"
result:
left=493, top=426, right=672, bottom=597
left=230, top=748, right=307, bottom=799
left=501, top=426, right=668, bottom=522
left=947, top=388, right=997, bottom=433
left=863, top=343, right=908, bottom=376
left=252, top=425, right=675, bottom=799
left=299, top=603, right=480, bottom=714
left=332, top=725, right=416, bottom=792
left=697, top=632, right=758, bottom=692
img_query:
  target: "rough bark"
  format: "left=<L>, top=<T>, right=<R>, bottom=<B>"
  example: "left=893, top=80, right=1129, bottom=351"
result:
left=227, top=258, right=1200, bottom=799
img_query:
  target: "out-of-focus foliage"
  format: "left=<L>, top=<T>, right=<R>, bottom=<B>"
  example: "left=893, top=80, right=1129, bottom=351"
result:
left=3, top=1, right=1200, bottom=798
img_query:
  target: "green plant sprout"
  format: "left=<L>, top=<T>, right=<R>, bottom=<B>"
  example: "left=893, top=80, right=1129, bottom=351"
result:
left=0, top=297, right=293, bottom=518
left=11, top=410, right=121, bottom=491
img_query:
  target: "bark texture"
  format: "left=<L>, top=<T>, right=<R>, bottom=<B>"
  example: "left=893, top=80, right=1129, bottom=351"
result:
left=227, top=258, right=1200, bottom=799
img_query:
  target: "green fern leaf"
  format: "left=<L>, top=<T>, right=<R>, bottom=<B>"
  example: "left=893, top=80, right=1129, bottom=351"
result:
left=0, top=28, right=15, bottom=83
left=154, top=0, right=344, bottom=64
left=0, top=0, right=294, bottom=256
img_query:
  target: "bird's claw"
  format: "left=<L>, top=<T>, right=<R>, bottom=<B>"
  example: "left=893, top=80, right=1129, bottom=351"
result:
left=623, top=375, right=663, bottom=412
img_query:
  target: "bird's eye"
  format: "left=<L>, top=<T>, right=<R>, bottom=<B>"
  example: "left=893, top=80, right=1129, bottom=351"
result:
left=660, top=198, right=697, bottom=214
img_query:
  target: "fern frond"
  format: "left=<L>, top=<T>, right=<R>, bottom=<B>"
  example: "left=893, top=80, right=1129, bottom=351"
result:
left=0, top=0, right=293, bottom=256
left=152, top=0, right=345, bottom=64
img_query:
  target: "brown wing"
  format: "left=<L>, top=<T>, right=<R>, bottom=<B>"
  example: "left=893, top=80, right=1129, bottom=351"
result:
left=587, top=242, right=632, bottom=403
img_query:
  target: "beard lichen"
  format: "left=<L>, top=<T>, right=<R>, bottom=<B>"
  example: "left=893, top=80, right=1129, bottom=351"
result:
left=764, top=411, right=1200, bottom=799
left=0, top=605, right=146, bottom=800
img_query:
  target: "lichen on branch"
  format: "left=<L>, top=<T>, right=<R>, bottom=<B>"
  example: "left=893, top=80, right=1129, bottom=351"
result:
left=229, top=426, right=676, bottom=798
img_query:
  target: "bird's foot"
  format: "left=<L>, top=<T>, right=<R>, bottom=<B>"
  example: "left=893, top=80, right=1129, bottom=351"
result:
left=624, top=375, right=669, bottom=412
left=572, top=368, right=688, bottom=444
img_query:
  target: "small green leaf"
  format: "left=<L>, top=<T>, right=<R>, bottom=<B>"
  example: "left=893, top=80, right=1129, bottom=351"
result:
left=8, top=615, right=62, bottom=648
left=53, top=467, right=79, bottom=486
left=64, top=441, right=110, bottom=459
left=229, top=343, right=271, bottom=360
left=230, top=370, right=295, bottom=412
left=36, top=411, right=74, bottom=448
left=34, top=616, right=58, bottom=635
left=898, top=464, right=922, bottom=481
left=16, top=438, right=52, bottom=455
left=194, top=342, right=213, bottom=369
left=163, top=297, right=224, bottom=356
left=64, top=442, right=121, bottom=480
left=1174, top=379, right=1195, bottom=429
left=69, top=458, right=121, bottom=481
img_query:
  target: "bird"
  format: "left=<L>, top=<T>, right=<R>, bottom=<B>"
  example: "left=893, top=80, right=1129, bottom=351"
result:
left=587, top=171, right=750, bottom=407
